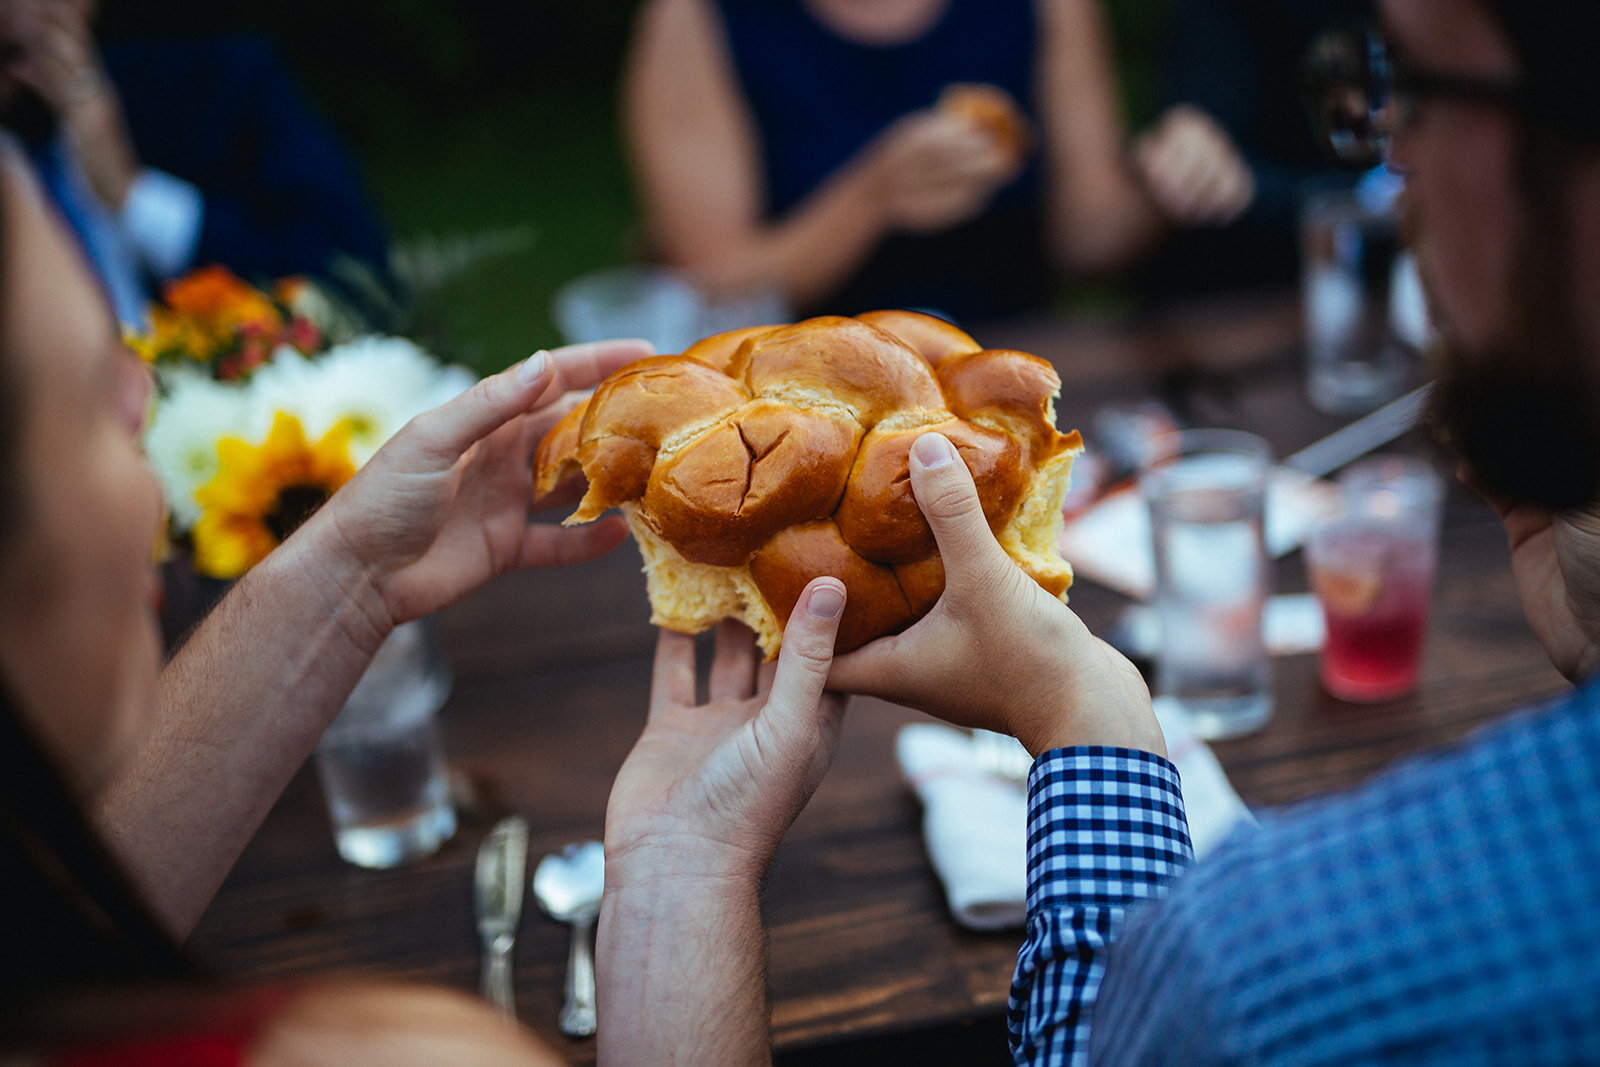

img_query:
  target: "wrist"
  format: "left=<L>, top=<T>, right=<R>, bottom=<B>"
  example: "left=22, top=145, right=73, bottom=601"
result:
left=845, top=144, right=901, bottom=236
left=605, top=832, right=767, bottom=896
left=261, top=512, right=394, bottom=659
left=1010, top=620, right=1165, bottom=758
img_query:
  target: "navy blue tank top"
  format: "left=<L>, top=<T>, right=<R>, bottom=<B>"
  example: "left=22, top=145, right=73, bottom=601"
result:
left=714, top=0, right=1048, bottom=324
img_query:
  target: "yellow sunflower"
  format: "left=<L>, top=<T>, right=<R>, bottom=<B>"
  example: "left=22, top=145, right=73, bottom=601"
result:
left=191, top=412, right=357, bottom=579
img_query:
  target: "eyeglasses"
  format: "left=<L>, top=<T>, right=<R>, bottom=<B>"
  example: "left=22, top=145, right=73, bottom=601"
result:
left=1301, top=23, right=1523, bottom=167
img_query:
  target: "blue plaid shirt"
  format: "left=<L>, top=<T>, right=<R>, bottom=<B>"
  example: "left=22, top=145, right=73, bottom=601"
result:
left=1010, top=679, right=1600, bottom=1065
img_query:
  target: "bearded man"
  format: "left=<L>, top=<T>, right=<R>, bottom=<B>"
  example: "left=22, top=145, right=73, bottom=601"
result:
left=594, top=0, right=1600, bottom=1062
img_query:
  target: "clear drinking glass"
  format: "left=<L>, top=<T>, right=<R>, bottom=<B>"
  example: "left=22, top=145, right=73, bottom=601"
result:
left=1306, top=455, right=1443, bottom=702
left=1142, top=429, right=1274, bottom=739
left=314, top=617, right=457, bottom=868
left=552, top=266, right=702, bottom=355
left=1301, top=188, right=1415, bottom=415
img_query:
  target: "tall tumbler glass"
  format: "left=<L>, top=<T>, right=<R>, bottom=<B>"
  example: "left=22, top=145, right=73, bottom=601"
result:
left=314, top=617, right=457, bottom=868
left=1142, top=430, right=1274, bottom=739
left=1301, top=189, right=1415, bottom=415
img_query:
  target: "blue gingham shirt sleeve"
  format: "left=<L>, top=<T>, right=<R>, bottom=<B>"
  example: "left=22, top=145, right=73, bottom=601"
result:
left=1008, top=747, right=1195, bottom=1066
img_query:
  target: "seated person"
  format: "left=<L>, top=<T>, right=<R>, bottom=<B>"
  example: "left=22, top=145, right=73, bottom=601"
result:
left=1134, top=0, right=1374, bottom=298
left=0, top=0, right=389, bottom=323
left=623, top=0, right=1252, bottom=325
left=0, top=144, right=649, bottom=1058
left=597, top=0, right=1600, bottom=1059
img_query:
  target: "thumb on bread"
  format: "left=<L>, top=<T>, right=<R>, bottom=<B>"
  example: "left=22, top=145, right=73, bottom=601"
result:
left=907, top=433, right=1023, bottom=600
left=764, top=579, right=847, bottom=733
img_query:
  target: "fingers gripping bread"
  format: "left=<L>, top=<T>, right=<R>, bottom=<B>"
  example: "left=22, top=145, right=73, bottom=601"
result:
left=534, top=311, right=1082, bottom=656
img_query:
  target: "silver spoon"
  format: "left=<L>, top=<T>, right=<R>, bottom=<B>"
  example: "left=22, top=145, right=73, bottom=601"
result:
left=533, top=840, right=605, bottom=1038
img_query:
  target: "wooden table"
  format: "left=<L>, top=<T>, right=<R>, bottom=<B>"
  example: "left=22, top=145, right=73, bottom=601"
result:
left=187, top=292, right=1568, bottom=1064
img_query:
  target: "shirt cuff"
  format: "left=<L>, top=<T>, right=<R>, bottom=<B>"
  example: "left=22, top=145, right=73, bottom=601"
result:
left=120, top=168, right=203, bottom=281
left=1025, top=747, right=1194, bottom=915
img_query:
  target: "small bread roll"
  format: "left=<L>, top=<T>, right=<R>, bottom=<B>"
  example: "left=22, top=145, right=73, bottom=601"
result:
left=937, top=82, right=1032, bottom=168
left=534, top=311, right=1081, bottom=656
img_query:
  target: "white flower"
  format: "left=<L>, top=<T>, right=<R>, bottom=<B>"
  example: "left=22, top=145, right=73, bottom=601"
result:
left=251, top=336, right=475, bottom=466
left=143, top=367, right=260, bottom=528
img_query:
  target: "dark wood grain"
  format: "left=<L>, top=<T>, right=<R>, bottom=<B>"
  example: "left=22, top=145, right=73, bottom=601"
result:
left=186, top=292, right=1566, bottom=1063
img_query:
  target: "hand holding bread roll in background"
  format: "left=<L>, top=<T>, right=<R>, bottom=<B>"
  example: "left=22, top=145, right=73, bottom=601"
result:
left=535, top=311, right=1082, bottom=657
left=938, top=82, right=1033, bottom=171
left=866, top=99, right=1025, bottom=235
left=828, top=431, right=1163, bottom=757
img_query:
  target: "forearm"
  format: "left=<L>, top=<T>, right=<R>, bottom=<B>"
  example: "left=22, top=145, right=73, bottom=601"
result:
left=1036, top=0, right=1167, bottom=277
left=1051, top=178, right=1167, bottom=277
left=1009, top=748, right=1192, bottom=1063
left=597, top=868, right=772, bottom=1066
left=90, top=520, right=391, bottom=936
left=667, top=158, right=891, bottom=312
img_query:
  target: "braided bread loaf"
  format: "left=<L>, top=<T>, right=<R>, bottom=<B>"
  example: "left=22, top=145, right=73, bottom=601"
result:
left=534, top=311, right=1082, bottom=657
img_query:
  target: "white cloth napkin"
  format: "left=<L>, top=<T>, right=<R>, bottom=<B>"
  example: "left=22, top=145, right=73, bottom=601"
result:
left=896, top=710, right=1255, bottom=930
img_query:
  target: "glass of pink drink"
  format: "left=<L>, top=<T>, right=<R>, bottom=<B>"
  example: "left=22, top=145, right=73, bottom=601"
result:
left=1306, top=456, right=1443, bottom=702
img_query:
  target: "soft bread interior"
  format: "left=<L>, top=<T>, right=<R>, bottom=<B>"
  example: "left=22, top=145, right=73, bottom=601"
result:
left=998, top=441, right=1080, bottom=599
left=623, top=504, right=784, bottom=655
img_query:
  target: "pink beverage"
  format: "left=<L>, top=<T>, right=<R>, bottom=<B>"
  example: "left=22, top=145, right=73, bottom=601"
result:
left=1310, top=524, right=1435, bottom=702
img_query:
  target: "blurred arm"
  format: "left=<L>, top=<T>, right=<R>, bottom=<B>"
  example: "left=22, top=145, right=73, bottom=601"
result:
left=91, top=346, right=643, bottom=937
left=92, top=518, right=392, bottom=937
left=1037, top=0, right=1165, bottom=274
left=623, top=0, right=893, bottom=309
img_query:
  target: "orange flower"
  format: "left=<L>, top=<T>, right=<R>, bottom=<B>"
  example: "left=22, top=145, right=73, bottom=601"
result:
left=163, top=264, right=283, bottom=339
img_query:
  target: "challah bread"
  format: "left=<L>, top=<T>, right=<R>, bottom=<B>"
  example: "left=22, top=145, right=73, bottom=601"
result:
left=534, top=311, right=1082, bottom=657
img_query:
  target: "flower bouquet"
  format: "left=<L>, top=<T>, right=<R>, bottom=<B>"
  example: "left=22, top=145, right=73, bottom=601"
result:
left=138, top=265, right=476, bottom=583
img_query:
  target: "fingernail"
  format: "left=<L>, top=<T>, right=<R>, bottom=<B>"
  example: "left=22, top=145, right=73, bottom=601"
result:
left=808, top=584, right=845, bottom=620
left=912, top=433, right=956, bottom=470
left=517, top=350, right=550, bottom=386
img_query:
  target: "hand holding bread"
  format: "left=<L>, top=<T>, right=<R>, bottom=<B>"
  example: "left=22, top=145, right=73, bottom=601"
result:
left=535, top=311, right=1081, bottom=657
left=866, top=89, right=1027, bottom=234
left=827, top=432, right=1164, bottom=757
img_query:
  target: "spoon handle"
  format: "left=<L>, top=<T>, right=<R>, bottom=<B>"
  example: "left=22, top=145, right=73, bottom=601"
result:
left=483, top=934, right=515, bottom=1021
left=559, top=916, right=598, bottom=1037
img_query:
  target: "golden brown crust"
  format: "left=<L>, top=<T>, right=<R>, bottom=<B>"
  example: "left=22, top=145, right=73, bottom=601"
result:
left=531, top=312, right=1081, bottom=657
left=681, top=324, right=777, bottom=373
left=643, top=402, right=860, bottom=566
left=533, top=400, right=589, bottom=499
left=734, top=317, right=947, bottom=424
left=937, top=349, right=1070, bottom=465
left=834, top=418, right=1023, bottom=565
left=749, top=521, right=916, bottom=654
left=856, top=309, right=982, bottom=367
left=567, top=356, right=750, bottom=520
left=895, top=555, right=947, bottom=618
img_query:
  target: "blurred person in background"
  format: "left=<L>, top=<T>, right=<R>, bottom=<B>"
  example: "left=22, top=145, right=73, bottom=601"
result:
left=1134, top=0, right=1375, bottom=299
left=623, top=0, right=1255, bottom=327
left=0, top=143, right=648, bottom=1059
left=0, top=0, right=389, bottom=324
left=599, top=0, right=1600, bottom=1061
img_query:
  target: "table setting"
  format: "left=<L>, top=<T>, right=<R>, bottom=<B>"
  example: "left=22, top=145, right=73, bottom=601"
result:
left=182, top=290, right=1570, bottom=1064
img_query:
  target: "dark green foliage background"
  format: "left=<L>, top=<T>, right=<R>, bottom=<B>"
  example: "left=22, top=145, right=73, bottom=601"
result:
left=99, top=1, right=1171, bottom=375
